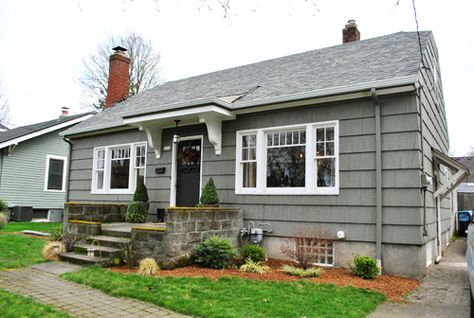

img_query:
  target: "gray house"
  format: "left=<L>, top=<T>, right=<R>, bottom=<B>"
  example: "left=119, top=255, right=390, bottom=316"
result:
left=0, top=111, right=93, bottom=218
left=62, top=22, right=468, bottom=277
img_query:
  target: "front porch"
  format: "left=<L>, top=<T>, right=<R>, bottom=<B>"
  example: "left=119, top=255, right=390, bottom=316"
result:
left=61, top=202, right=243, bottom=268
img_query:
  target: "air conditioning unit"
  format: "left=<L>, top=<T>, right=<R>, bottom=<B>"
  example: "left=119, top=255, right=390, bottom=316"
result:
left=10, top=206, right=33, bottom=222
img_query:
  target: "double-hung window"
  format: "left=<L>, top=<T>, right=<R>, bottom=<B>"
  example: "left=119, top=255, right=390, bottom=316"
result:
left=44, top=155, right=67, bottom=192
left=236, top=121, right=338, bottom=195
left=92, top=142, right=147, bottom=194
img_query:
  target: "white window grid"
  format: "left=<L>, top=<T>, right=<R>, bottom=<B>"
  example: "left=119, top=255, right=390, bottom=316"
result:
left=91, top=142, right=147, bottom=194
left=312, top=241, right=335, bottom=267
left=235, top=121, right=339, bottom=195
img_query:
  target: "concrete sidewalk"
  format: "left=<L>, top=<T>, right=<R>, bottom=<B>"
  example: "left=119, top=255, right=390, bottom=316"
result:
left=369, top=238, right=470, bottom=318
left=0, top=262, right=189, bottom=318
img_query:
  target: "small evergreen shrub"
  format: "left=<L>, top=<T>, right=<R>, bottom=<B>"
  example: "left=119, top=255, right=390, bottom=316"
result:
left=0, top=213, right=8, bottom=230
left=0, top=200, right=7, bottom=212
left=194, top=236, right=236, bottom=269
left=137, top=258, right=160, bottom=276
left=281, top=265, right=322, bottom=278
left=42, top=241, right=65, bottom=258
left=240, top=244, right=265, bottom=263
left=351, top=255, right=380, bottom=279
left=133, top=179, right=149, bottom=202
left=240, top=259, right=270, bottom=274
left=200, top=177, right=219, bottom=205
left=125, top=202, right=149, bottom=223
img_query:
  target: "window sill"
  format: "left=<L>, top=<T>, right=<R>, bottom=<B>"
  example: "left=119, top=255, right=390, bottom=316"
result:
left=235, top=188, right=339, bottom=195
left=44, top=189, right=65, bottom=193
left=91, top=190, right=134, bottom=195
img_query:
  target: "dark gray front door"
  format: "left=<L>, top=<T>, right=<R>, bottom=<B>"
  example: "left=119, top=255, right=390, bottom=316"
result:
left=176, top=139, right=201, bottom=207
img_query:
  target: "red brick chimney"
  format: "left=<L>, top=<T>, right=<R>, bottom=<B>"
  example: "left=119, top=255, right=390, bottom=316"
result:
left=105, top=46, right=130, bottom=108
left=342, top=20, right=360, bottom=44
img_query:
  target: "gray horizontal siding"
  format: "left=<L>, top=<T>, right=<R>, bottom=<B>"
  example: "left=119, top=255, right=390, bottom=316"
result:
left=0, top=130, right=69, bottom=209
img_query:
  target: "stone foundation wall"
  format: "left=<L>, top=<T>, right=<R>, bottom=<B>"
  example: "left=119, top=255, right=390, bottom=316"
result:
left=132, top=208, right=243, bottom=268
left=64, top=221, right=102, bottom=243
left=64, top=202, right=127, bottom=223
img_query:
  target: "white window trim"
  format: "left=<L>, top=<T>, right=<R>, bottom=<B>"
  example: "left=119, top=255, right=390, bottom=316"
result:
left=91, top=142, right=147, bottom=194
left=235, top=120, right=339, bottom=195
left=44, top=154, right=67, bottom=192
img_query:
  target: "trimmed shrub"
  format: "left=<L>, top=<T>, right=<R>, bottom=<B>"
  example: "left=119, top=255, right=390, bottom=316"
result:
left=200, top=177, right=219, bottom=205
left=281, top=265, right=322, bottom=278
left=133, top=179, right=149, bottom=203
left=351, top=255, right=380, bottom=279
left=240, top=244, right=265, bottom=263
left=194, top=236, right=236, bottom=269
left=0, top=200, right=7, bottom=212
left=42, top=241, right=65, bottom=258
left=125, top=202, right=148, bottom=223
left=137, top=258, right=160, bottom=276
left=0, top=213, right=8, bottom=230
left=240, top=259, right=270, bottom=274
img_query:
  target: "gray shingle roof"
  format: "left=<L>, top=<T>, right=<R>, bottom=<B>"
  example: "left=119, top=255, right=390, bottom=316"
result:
left=0, top=123, right=9, bottom=131
left=0, top=113, right=93, bottom=146
left=65, top=31, right=432, bottom=136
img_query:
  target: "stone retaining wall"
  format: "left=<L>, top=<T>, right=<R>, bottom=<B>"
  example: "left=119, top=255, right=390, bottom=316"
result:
left=132, top=208, right=243, bottom=268
left=64, top=202, right=127, bottom=223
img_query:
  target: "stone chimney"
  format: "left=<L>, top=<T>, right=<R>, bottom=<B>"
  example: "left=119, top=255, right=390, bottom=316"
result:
left=342, top=20, right=360, bottom=44
left=105, top=46, right=130, bottom=108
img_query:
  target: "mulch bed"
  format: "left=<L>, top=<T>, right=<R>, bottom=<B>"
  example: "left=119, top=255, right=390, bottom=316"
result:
left=110, top=258, right=419, bottom=301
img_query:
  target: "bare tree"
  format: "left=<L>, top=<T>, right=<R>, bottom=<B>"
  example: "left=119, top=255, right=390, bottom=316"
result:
left=79, top=32, right=164, bottom=111
left=0, top=79, right=10, bottom=126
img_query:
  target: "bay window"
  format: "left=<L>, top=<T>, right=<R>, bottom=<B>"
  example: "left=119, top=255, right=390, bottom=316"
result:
left=92, top=142, right=147, bottom=194
left=235, top=121, right=338, bottom=195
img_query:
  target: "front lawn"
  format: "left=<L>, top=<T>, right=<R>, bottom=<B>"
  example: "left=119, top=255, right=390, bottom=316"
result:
left=0, top=289, right=71, bottom=318
left=0, top=222, right=61, bottom=233
left=63, top=267, right=385, bottom=318
left=0, top=234, right=47, bottom=269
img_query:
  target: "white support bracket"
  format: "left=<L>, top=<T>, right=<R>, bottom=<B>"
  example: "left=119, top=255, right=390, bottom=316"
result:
left=139, top=124, right=163, bottom=159
left=199, top=114, right=223, bottom=155
left=432, top=148, right=470, bottom=200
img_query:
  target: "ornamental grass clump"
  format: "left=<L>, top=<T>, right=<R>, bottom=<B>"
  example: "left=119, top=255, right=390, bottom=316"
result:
left=0, top=213, right=8, bottom=230
left=240, top=259, right=270, bottom=274
left=194, top=236, right=236, bottom=269
left=351, top=255, right=380, bottom=279
left=240, top=244, right=266, bottom=263
left=281, top=264, right=322, bottom=278
left=42, top=241, right=65, bottom=258
left=137, top=258, right=160, bottom=276
left=126, top=178, right=149, bottom=223
left=200, top=177, right=219, bottom=206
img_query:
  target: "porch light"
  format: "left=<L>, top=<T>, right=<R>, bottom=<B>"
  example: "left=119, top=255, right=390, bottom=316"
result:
left=173, top=120, right=181, bottom=144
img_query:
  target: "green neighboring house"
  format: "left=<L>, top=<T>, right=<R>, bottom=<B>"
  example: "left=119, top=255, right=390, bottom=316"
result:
left=0, top=113, right=93, bottom=218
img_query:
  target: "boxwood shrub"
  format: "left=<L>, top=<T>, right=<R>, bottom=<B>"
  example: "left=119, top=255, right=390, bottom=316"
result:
left=194, top=236, right=236, bottom=269
left=351, top=255, right=380, bottom=279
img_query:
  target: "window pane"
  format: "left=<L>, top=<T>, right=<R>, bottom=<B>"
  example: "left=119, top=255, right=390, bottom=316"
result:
left=267, top=146, right=305, bottom=187
left=286, top=132, right=292, bottom=145
left=316, top=128, right=325, bottom=142
left=316, top=142, right=324, bottom=157
left=242, top=162, right=257, bottom=188
left=110, top=158, right=130, bottom=189
left=267, top=134, right=273, bottom=146
left=96, top=171, right=104, bottom=189
left=293, top=131, right=299, bottom=144
left=317, top=158, right=335, bottom=187
left=300, top=131, right=306, bottom=144
left=248, top=148, right=256, bottom=161
left=136, top=168, right=145, bottom=184
left=326, top=142, right=335, bottom=156
left=242, top=148, right=248, bottom=160
left=326, top=127, right=334, bottom=141
left=47, top=159, right=64, bottom=190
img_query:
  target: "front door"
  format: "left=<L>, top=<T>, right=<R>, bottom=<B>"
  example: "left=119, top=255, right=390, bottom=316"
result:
left=176, top=139, right=201, bottom=207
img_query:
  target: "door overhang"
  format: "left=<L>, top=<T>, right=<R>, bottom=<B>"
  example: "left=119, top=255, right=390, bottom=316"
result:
left=432, top=148, right=470, bottom=200
left=123, top=105, right=235, bottom=158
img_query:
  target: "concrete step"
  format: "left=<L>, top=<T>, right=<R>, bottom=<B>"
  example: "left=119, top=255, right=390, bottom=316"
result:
left=74, top=243, right=122, bottom=258
left=87, top=235, right=131, bottom=248
left=59, top=252, right=110, bottom=266
left=101, top=229, right=132, bottom=238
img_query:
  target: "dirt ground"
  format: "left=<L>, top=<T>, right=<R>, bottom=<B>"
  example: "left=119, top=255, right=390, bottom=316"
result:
left=110, top=258, right=419, bottom=301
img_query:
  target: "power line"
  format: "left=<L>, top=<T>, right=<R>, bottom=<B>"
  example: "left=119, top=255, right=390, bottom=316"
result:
left=412, top=0, right=430, bottom=70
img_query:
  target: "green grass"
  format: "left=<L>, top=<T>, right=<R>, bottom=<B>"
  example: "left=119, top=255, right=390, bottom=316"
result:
left=0, top=222, right=61, bottom=233
left=63, top=267, right=385, bottom=318
left=0, top=234, right=47, bottom=269
left=0, top=289, right=71, bottom=318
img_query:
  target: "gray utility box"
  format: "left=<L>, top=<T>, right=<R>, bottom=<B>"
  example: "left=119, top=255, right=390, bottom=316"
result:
left=10, top=206, right=33, bottom=222
left=47, top=209, right=63, bottom=222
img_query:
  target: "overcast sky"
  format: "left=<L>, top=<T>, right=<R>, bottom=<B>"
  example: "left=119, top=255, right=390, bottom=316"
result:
left=0, top=0, right=472, bottom=155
